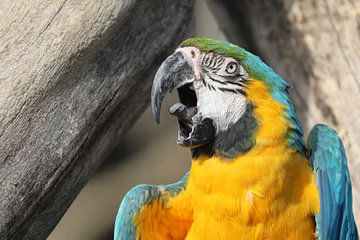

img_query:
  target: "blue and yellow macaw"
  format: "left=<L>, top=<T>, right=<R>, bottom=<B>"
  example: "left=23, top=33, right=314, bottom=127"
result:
left=114, top=38, right=358, bottom=240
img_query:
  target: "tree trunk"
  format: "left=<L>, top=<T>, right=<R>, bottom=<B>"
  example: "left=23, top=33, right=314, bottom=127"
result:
left=207, top=0, right=360, bottom=225
left=0, top=0, right=193, bottom=239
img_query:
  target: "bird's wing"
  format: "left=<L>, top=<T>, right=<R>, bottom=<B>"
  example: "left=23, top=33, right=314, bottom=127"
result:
left=308, top=124, right=358, bottom=240
left=114, top=172, right=189, bottom=240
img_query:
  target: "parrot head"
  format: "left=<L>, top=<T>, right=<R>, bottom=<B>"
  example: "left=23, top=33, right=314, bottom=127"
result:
left=151, top=38, right=305, bottom=158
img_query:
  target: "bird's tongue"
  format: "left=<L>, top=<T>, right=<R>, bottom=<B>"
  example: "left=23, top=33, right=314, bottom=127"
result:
left=169, top=103, right=197, bottom=120
left=169, top=103, right=198, bottom=141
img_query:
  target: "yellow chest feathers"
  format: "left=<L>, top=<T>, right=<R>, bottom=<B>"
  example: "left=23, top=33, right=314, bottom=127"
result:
left=183, top=147, right=320, bottom=240
left=135, top=148, right=320, bottom=240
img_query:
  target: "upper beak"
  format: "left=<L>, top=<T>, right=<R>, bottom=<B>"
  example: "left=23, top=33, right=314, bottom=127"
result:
left=151, top=51, right=194, bottom=123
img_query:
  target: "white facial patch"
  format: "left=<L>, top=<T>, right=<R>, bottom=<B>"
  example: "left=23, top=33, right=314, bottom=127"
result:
left=195, top=85, right=247, bottom=133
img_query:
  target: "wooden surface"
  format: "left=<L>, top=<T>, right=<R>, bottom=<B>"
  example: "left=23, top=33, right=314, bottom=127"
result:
left=208, top=0, right=360, bottom=225
left=0, top=0, right=193, bottom=239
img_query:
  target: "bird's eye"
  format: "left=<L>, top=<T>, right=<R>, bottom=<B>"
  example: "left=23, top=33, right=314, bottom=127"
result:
left=225, top=62, right=238, bottom=74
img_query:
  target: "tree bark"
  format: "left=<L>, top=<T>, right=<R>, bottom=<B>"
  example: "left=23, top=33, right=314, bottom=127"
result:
left=207, top=0, right=360, bottom=224
left=0, top=0, right=193, bottom=239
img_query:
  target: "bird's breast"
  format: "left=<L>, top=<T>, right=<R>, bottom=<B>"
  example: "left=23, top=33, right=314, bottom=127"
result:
left=184, top=149, right=319, bottom=240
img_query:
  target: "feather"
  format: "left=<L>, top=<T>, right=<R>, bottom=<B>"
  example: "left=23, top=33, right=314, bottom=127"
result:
left=114, top=172, right=189, bottom=240
left=308, top=124, right=358, bottom=240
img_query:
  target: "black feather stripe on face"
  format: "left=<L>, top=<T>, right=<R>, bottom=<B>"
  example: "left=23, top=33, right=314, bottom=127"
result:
left=224, top=80, right=245, bottom=87
left=200, top=52, right=248, bottom=97
left=208, top=76, right=227, bottom=85
left=235, top=89, right=247, bottom=96
left=202, top=53, right=225, bottom=70
left=201, top=74, right=247, bottom=97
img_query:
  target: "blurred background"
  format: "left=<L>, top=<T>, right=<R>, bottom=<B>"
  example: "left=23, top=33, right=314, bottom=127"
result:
left=49, top=1, right=226, bottom=239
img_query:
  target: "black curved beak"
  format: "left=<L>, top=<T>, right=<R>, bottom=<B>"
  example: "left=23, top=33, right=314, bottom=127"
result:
left=151, top=51, right=194, bottom=123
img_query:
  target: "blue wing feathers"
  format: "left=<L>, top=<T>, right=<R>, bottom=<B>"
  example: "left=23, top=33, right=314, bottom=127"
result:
left=114, top=172, right=189, bottom=240
left=308, top=124, right=358, bottom=240
left=114, top=184, right=152, bottom=240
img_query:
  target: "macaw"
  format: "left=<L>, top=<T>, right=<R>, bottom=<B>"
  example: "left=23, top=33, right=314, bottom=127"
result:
left=114, top=38, right=358, bottom=240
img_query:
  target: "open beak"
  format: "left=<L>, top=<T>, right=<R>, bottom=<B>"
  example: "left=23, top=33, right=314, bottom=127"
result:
left=151, top=51, right=194, bottom=123
left=151, top=50, right=215, bottom=148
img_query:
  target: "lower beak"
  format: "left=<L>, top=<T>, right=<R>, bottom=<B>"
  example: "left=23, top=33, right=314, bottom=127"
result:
left=151, top=51, right=194, bottom=123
